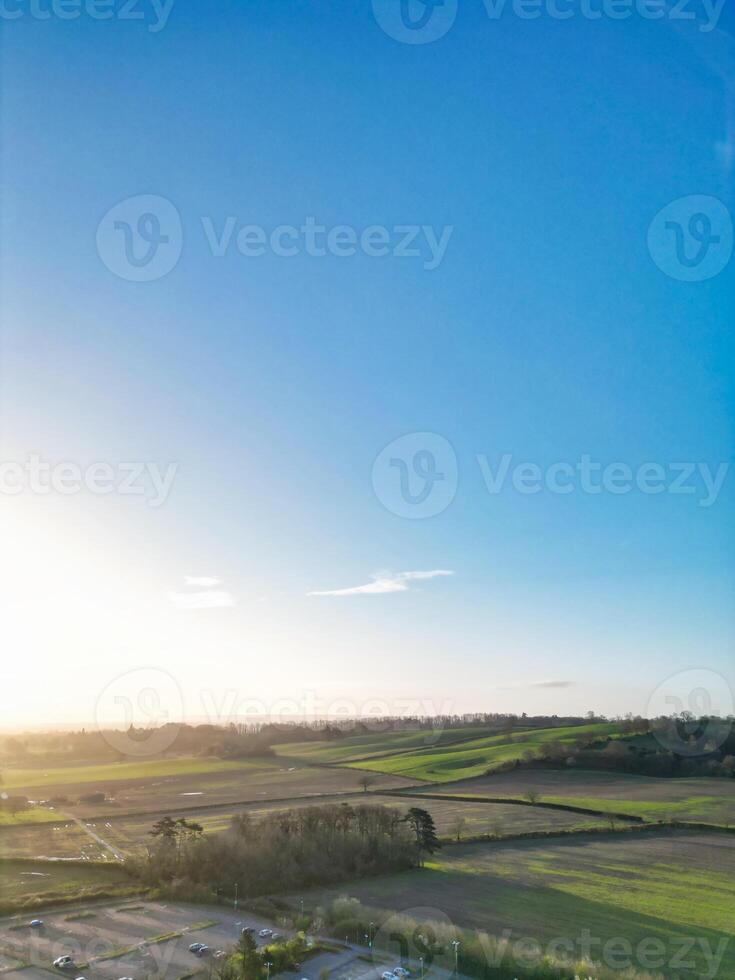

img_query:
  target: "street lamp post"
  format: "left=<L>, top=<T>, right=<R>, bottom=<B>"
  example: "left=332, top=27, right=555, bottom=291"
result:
left=419, top=956, right=424, bottom=980
left=369, top=921, right=374, bottom=947
left=265, top=962, right=273, bottom=980
left=451, top=939, right=460, bottom=975
left=234, top=882, right=239, bottom=911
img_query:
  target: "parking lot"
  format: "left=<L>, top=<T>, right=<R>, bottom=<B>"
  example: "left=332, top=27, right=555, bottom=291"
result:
left=0, top=900, right=361, bottom=980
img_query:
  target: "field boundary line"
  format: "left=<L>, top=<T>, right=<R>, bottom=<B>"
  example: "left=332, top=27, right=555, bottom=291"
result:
left=49, top=786, right=413, bottom=827
left=373, top=789, right=647, bottom=822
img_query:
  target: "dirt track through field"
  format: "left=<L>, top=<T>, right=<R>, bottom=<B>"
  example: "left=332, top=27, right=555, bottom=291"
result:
left=61, top=811, right=125, bottom=861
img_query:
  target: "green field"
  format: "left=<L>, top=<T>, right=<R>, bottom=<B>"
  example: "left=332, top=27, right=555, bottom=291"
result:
left=1, top=756, right=276, bottom=791
left=416, top=769, right=735, bottom=826
left=3, top=757, right=419, bottom=825
left=0, top=821, right=111, bottom=861
left=346, top=723, right=620, bottom=781
left=274, top=727, right=500, bottom=764
left=304, top=831, right=735, bottom=978
left=0, top=859, right=136, bottom=911
left=0, top=807, right=59, bottom=826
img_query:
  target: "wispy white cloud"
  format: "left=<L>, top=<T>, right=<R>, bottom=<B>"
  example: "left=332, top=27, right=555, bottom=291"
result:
left=185, top=576, right=221, bottom=587
left=308, top=569, right=454, bottom=598
left=169, top=590, right=236, bottom=610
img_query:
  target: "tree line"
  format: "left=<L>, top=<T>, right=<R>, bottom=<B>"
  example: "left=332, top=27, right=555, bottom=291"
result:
left=130, top=804, right=441, bottom=899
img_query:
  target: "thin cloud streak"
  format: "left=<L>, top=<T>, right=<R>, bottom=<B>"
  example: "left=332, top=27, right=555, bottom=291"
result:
left=185, top=576, right=221, bottom=587
left=308, top=569, right=454, bottom=597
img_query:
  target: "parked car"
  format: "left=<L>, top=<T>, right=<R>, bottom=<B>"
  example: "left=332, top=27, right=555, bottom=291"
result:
left=381, top=972, right=398, bottom=980
left=29, top=920, right=44, bottom=928
left=214, top=950, right=227, bottom=959
left=258, top=929, right=273, bottom=938
left=272, top=933, right=282, bottom=941
left=394, top=969, right=411, bottom=977
left=189, top=943, right=204, bottom=953
left=53, top=956, right=74, bottom=970
left=197, top=946, right=210, bottom=956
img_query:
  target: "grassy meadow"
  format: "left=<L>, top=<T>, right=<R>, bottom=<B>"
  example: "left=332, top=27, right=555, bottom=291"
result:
left=304, top=831, right=735, bottom=977
left=418, top=769, right=735, bottom=826
left=273, top=726, right=500, bottom=764
left=346, top=722, right=620, bottom=781
left=2, top=756, right=419, bottom=822
left=0, top=755, right=277, bottom=791
left=0, top=859, right=135, bottom=911
left=0, top=807, right=59, bottom=826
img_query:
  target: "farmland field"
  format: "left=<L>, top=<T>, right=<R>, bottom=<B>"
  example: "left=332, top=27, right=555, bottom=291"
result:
left=345, top=722, right=620, bottom=781
left=0, top=808, right=59, bottom=826
left=302, top=830, right=735, bottom=978
left=0, top=859, right=134, bottom=910
left=412, top=769, right=735, bottom=825
left=0, top=789, right=633, bottom=861
left=5, top=725, right=733, bottom=978
left=0, top=822, right=112, bottom=861
left=84, top=795, right=630, bottom=854
left=273, top=727, right=501, bottom=763
left=4, top=758, right=419, bottom=820
left=0, top=756, right=279, bottom=791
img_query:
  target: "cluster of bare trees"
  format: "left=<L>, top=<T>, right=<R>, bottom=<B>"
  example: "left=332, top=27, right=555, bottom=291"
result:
left=133, top=803, right=438, bottom=898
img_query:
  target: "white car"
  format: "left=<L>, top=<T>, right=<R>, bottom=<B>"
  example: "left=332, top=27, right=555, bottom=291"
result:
left=381, top=972, right=398, bottom=980
left=29, top=920, right=44, bottom=929
left=53, top=957, right=74, bottom=970
left=394, top=969, right=411, bottom=977
left=258, top=929, right=273, bottom=938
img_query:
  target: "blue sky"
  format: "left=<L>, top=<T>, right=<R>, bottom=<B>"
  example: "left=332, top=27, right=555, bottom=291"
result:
left=1, top=0, right=733, bottom=727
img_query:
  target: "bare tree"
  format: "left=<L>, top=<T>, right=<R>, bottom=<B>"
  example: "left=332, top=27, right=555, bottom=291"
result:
left=449, top=815, right=467, bottom=841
